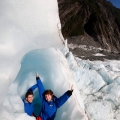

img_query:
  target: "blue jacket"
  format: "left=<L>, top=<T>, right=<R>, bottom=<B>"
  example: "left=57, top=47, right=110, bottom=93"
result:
left=23, top=84, right=38, bottom=116
left=36, top=77, right=72, bottom=120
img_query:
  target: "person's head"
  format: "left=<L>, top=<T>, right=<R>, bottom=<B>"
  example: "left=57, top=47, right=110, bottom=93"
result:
left=25, top=91, right=34, bottom=103
left=44, top=90, right=53, bottom=102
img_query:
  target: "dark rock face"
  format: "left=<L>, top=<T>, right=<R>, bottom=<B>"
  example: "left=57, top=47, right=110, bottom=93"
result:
left=58, top=0, right=120, bottom=52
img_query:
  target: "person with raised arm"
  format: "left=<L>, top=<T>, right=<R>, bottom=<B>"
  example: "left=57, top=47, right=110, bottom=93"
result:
left=36, top=72, right=74, bottom=120
left=23, top=84, right=38, bottom=116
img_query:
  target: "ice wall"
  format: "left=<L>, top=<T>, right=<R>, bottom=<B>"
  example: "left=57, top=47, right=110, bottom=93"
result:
left=3, top=48, right=88, bottom=120
left=0, top=0, right=88, bottom=120
left=0, top=0, right=63, bottom=106
left=2, top=0, right=120, bottom=120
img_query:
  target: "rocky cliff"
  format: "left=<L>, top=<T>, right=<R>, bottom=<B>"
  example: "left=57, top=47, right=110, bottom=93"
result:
left=58, top=0, right=120, bottom=52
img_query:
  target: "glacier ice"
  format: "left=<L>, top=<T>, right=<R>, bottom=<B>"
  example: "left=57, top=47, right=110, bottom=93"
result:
left=0, top=0, right=64, bottom=105
left=86, top=101, right=115, bottom=120
left=63, top=43, right=120, bottom=120
left=97, top=68, right=113, bottom=84
left=114, top=77, right=120, bottom=86
left=1, top=0, right=120, bottom=120
left=2, top=48, right=88, bottom=120
left=63, top=47, right=106, bottom=95
left=0, top=0, right=88, bottom=120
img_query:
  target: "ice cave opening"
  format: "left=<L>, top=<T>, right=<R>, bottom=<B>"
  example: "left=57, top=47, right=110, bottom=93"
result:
left=3, top=48, right=87, bottom=120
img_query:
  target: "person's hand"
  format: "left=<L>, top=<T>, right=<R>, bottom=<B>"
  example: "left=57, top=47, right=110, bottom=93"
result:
left=71, top=84, right=74, bottom=91
left=36, top=72, right=39, bottom=77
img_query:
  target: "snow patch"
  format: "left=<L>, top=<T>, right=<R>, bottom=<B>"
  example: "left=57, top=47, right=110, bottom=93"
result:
left=93, top=53, right=106, bottom=56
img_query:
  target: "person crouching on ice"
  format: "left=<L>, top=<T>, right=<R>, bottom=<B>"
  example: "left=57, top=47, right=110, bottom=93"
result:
left=23, top=84, right=38, bottom=116
left=36, top=72, right=74, bottom=120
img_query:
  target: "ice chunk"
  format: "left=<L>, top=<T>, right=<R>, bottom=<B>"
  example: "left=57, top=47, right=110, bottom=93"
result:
left=64, top=51, right=106, bottom=95
left=101, top=83, right=120, bottom=106
left=3, top=48, right=88, bottom=120
left=114, top=77, right=120, bottom=86
left=97, top=68, right=113, bottom=84
left=85, top=101, right=115, bottom=120
left=61, top=40, right=69, bottom=56
left=74, top=68, right=106, bottom=94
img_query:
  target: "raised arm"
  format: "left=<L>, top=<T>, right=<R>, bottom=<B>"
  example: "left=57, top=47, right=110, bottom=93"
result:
left=36, top=73, right=45, bottom=100
left=55, top=90, right=73, bottom=108
left=27, top=84, right=38, bottom=92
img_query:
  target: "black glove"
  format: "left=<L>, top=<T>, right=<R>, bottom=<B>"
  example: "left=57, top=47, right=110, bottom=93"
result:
left=66, top=90, right=73, bottom=96
left=36, top=76, right=40, bottom=80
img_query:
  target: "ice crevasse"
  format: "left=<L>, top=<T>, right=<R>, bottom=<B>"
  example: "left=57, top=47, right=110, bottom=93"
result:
left=0, top=0, right=88, bottom=120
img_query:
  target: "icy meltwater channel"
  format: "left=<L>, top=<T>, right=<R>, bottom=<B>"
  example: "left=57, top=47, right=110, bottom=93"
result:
left=2, top=48, right=88, bottom=120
